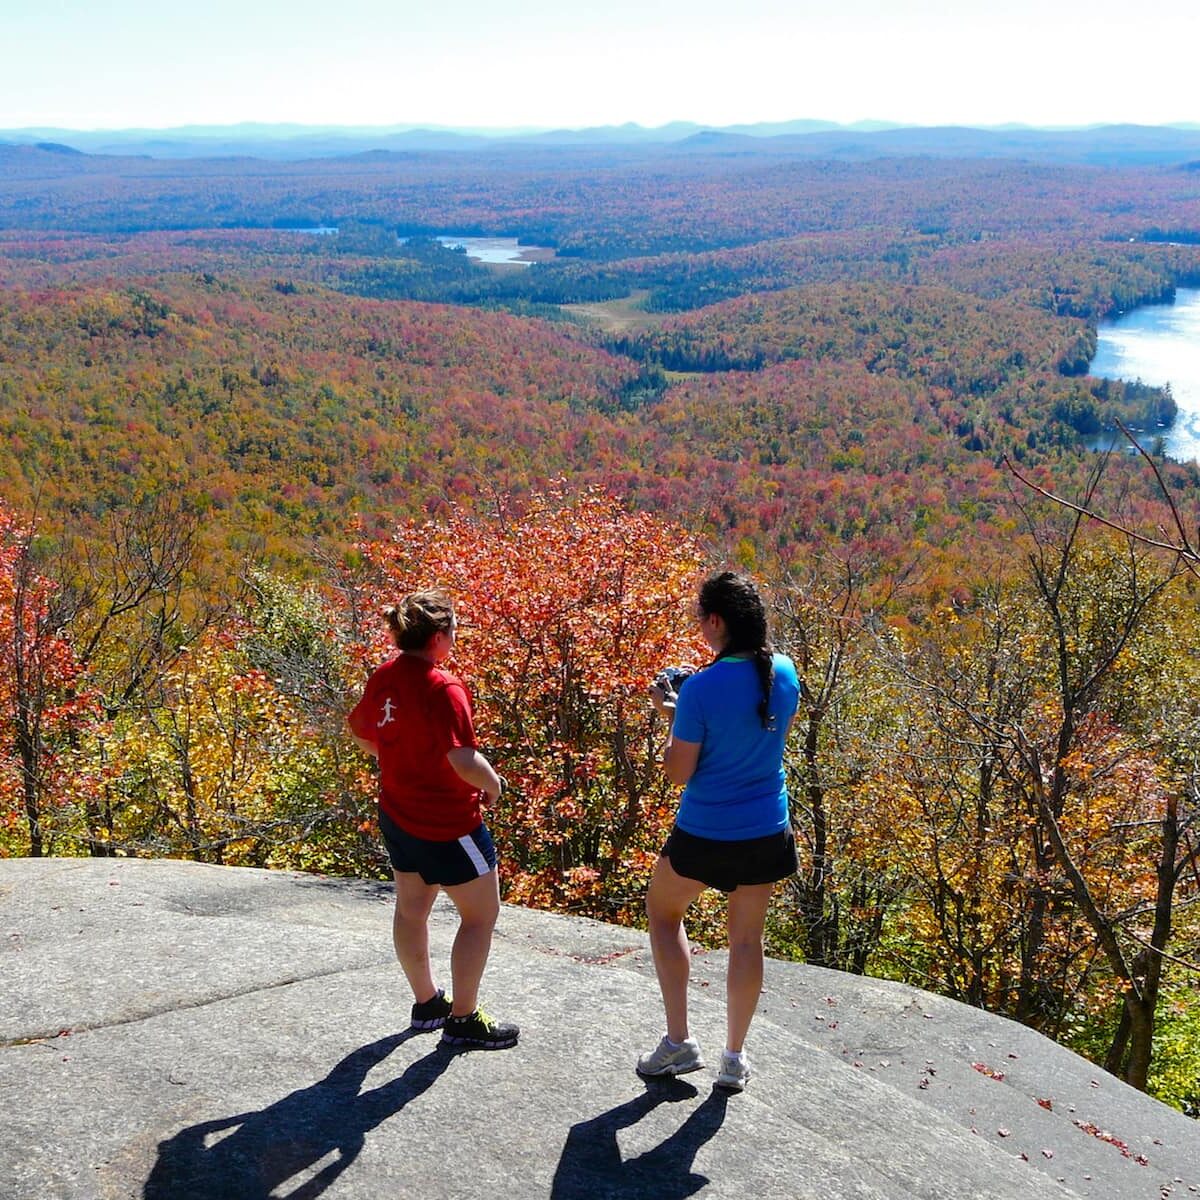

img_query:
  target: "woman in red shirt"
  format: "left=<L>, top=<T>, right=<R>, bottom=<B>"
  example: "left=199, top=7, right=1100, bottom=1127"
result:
left=348, top=589, right=518, bottom=1050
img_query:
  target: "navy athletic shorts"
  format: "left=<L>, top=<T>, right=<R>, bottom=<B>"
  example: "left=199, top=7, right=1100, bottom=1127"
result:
left=379, top=807, right=497, bottom=887
left=663, top=825, right=797, bottom=893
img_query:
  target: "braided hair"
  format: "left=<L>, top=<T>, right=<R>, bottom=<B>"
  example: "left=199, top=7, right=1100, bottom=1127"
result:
left=698, top=571, right=776, bottom=729
left=383, top=589, right=455, bottom=652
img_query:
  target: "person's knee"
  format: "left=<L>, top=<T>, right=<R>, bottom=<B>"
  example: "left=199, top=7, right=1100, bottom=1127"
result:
left=727, top=928, right=764, bottom=956
left=395, top=903, right=430, bottom=927
left=458, top=896, right=499, bottom=931
left=646, top=895, right=681, bottom=928
left=646, top=880, right=685, bottom=924
left=458, top=902, right=496, bottom=931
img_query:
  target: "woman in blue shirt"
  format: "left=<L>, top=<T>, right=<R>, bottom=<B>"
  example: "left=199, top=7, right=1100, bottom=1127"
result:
left=638, top=572, right=801, bottom=1092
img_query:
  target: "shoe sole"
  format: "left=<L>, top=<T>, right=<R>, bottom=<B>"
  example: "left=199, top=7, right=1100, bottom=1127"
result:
left=411, top=1016, right=449, bottom=1030
left=440, top=1034, right=519, bottom=1049
left=715, top=1076, right=748, bottom=1092
left=636, top=1060, right=706, bottom=1077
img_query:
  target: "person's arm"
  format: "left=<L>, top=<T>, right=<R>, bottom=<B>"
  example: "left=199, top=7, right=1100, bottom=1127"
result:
left=350, top=731, right=379, bottom=759
left=347, top=682, right=379, bottom=759
left=662, top=734, right=701, bottom=787
left=650, top=680, right=702, bottom=786
left=446, top=747, right=503, bottom=803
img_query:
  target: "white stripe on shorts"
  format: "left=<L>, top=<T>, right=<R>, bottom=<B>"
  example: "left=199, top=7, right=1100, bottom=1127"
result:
left=459, top=832, right=490, bottom=877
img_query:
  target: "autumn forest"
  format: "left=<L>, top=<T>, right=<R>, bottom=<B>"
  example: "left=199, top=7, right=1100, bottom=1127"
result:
left=2, top=134, right=1199, bottom=1110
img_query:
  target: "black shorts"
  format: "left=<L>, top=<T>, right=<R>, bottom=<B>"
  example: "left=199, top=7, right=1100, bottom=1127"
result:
left=663, top=825, right=797, bottom=893
left=379, top=807, right=497, bottom=887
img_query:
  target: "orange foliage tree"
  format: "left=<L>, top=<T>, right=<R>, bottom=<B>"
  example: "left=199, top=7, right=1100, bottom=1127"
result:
left=357, top=487, right=708, bottom=919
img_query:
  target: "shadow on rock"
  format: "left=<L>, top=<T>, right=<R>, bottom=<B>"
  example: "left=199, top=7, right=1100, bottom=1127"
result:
left=551, top=1078, right=729, bottom=1199
left=144, top=1030, right=456, bottom=1200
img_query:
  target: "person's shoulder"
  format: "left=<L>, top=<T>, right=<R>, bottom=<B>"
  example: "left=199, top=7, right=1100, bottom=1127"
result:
left=367, top=655, right=402, bottom=683
left=432, top=667, right=470, bottom=696
left=772, top=653, right=800, bottom=684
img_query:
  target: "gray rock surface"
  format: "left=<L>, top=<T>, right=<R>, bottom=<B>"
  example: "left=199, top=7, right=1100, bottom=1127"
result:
left=1, top=857, right=1197, bottom=1199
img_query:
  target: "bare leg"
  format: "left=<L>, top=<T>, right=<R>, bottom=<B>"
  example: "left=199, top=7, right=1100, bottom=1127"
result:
left=442, top=869, right=501, bottom=1017
left=725, top=882, right=774, bottom=1053
left=645, top=856, right=707, bottom=1042
left=392, top=870, right=440, bottom=1002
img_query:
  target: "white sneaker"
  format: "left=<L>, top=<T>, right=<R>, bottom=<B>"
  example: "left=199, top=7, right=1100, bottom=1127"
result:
left=637, top=1036, right=705, bottom=1076
left=715, top=1050, right=751, bottom=1091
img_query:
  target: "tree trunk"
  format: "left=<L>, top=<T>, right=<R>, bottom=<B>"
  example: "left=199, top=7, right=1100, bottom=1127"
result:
left=1104, top=1003, right=1131, bottom=1075
left=1124, top=995, right=1155, bottom=1092
left=16, top=701, right=42, bottom=857
left=801, top=715, right=836, bottom=967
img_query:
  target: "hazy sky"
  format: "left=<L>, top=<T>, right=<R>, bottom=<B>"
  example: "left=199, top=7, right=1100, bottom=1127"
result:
left=3, top=0, right=1198, bottom=131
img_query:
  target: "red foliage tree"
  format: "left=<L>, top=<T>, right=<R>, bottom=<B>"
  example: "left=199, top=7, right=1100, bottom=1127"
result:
left=358, top=487, right=708, bottom=919
left=0, top=503, right=96, bottom=856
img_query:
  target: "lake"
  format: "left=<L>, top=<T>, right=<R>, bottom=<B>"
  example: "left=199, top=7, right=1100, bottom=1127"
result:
left=434, top=235, right=553, bottom=266
left=1090, top=286, right=1200, bottom=461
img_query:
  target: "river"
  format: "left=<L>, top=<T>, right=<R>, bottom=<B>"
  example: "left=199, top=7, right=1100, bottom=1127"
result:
left=1090, top=286, right=1200, bottom=461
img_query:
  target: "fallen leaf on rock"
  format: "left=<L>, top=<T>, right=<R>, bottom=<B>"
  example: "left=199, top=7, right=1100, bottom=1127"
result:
left=1072, top=1120, right=1149, bottom=1166
left=971, top=1062, right=1006, bottom=1081
left=1036, top=1097, right=1053, bottom=1111
left=997, top=1128, right=1011, bottom=1137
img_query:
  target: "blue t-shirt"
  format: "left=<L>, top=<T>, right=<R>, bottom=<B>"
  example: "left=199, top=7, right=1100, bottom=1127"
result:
left=671, top=653, right=800, bottom=840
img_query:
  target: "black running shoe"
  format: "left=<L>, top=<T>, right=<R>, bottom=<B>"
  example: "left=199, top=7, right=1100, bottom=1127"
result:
left=410, top=988, right=452, bottom=1030
left=440, top=1008, right=519, bottom=1049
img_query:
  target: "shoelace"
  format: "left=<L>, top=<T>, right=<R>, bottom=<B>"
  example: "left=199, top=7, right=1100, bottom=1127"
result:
left=449, top=1008, right=492, bottom=1029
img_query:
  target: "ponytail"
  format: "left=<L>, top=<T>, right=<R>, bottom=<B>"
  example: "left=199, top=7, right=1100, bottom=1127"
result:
left=383, top=589, right=455, bottom=652
left=697, top=571, right=776, bottom=729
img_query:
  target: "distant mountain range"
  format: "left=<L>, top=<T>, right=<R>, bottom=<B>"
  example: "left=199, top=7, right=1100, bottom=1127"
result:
left=3, top=119, right=1200, bottom=167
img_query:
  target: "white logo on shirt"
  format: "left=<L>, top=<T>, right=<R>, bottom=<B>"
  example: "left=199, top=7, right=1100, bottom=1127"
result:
left=378, top=698, right=397, bottom=727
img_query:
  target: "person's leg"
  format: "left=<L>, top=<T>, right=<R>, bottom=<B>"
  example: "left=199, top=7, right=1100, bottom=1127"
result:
left=392, top=870, right=441, bottom=1002
left=442, top=868, right=501, bottom=1017
left=724, top=881, right=774, bottom=1053
left=646, top=856, right=707, bottom=1042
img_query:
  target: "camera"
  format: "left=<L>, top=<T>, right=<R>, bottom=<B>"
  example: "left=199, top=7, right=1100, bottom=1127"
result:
left=654, top=665, right=695, bottom=697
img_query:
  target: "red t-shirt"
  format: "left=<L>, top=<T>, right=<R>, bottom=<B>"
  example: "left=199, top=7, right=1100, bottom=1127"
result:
left=348, top=655, right=482, bottom=840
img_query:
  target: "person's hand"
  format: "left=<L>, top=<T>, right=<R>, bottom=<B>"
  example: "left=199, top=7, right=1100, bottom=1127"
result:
left=648, top=681, right=675, bottom=718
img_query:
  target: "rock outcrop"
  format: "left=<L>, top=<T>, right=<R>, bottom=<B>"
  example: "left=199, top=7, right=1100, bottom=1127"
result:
left=2, top=857, right=1197, bottom=1199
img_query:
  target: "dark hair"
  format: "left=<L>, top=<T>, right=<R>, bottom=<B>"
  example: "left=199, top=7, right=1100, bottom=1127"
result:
left=383, top=589, right=454, bottom=652
left=698, top=571, right=775, bottom=729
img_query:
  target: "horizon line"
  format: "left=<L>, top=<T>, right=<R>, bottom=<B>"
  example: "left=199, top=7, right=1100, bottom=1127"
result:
left=6, top=117, right=1200, bottom=138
